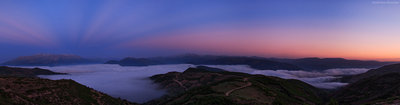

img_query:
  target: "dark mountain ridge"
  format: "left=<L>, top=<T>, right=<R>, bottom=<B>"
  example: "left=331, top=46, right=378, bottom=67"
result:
left=0, top=66, right=66, bottom=77
left=106, top=54, right=303, bottom=70
left=2, top=54, right=100, bottom=66
left=332, top=63, right=400, bottom=104
left=341, top=63, right=400, bottom=83
left=107, top=54, right=395, bottom=71
left=270, top=57, right=395, bottom=71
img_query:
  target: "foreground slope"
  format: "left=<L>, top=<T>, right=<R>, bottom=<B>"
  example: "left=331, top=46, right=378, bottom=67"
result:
left=0, top=66, right=135, bottom=105
left=0, top=77, right=135, bottom=105
left=333, top=63, right=400, bottom=105
left=148, top=67, right=326, bottom=105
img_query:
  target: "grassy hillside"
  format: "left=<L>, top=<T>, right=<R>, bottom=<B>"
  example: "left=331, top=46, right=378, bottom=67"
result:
left=0, top=77, right=135, bottom=105
left=148, top=67, right=326, bottom=105
left=331, top=63, right=400, bottom=105
left=333, top=73, right=400, bottom=105
left=0, top=66, right=136, bottom=105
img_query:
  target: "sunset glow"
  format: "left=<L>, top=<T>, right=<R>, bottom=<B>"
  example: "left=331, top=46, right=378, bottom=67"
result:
left=0, top=0, right=399, bottom=61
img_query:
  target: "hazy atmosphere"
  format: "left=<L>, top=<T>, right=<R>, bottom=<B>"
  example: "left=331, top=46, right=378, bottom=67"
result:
left=1, top=0, right=400, bottom=61
left=1, top=0, right=400, bottom=105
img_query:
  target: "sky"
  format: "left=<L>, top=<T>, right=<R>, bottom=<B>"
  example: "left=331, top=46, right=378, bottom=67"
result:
left=0, top=0, right=399, bottom=61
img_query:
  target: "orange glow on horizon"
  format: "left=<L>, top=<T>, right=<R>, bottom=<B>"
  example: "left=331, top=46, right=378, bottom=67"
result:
left=119, top=24, right=400, bottom=62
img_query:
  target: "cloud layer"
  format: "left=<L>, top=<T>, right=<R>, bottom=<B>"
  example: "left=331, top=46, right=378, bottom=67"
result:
left=33, top=64, right=195, bottom=103
left=205, top=65, right=369, bottom=89
left=16, top=64, right=369, bottom=103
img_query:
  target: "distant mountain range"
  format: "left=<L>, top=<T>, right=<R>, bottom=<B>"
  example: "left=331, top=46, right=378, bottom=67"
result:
left=106, top=54, right=303, bottom=70
left=271, top=57, right=396, bottom=71
left=107, top=54, right=396, bottom=71
left=2, top=54, right=99, bottom=66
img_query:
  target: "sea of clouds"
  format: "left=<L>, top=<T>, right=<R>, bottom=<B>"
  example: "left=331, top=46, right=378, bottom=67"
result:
left=205, top=65, right=369, bottom=89
left=17, top=64, right=369, bottom=103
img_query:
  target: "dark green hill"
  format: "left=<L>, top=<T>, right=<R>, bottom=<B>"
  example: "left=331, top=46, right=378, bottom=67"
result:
left=0, top=66, right=136, bottom=105
left=332, top=63, right=400, bottom=105
left=333, top=73, right=400, bottom=105
left=148, top=67, right=326, bottom=105
left=0, top=77, right=135, bottom=105
left=341, top=63, right=400, bottom=83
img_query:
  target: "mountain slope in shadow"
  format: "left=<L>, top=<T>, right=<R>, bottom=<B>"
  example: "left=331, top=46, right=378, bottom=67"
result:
left=147, top=67, right=327, bottom=105
left=333, top=63, right=400, bottom=105
left=0, top=66, right=136, bottom=105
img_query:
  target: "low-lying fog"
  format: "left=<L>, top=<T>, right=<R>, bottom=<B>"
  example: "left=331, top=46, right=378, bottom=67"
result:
left=204, top=65, right=369, bottom=89
left=18, top=64, right=369, bottom=103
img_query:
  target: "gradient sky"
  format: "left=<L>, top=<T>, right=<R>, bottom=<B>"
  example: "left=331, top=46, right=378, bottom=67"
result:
left=0, top=0, right=399, bottom=61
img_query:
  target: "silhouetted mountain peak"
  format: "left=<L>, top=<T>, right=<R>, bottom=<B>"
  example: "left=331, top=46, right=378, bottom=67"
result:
left=2, top=54, right=97, bottom=66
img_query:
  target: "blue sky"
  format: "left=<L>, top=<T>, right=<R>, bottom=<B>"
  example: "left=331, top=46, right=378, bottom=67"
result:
left=0, top=0, right=399, bottom=61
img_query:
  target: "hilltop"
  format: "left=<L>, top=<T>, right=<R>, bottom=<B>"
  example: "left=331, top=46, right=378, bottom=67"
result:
left=147, top=67, right=327, bottom=105
left=0, top=66, right=136, bottom=105
left=0, top=66, right=66, bottom=77
left=0, top=77, right=135, bottom=105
